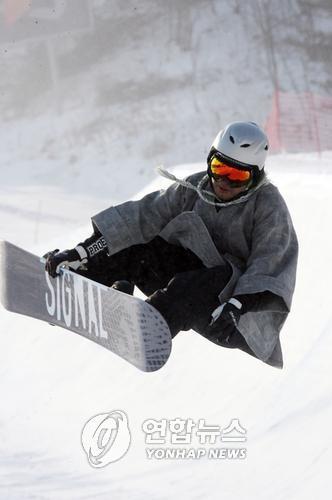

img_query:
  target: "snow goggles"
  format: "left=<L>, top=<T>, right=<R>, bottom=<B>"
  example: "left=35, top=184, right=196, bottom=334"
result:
left=210, top=157, right=252, bottom=186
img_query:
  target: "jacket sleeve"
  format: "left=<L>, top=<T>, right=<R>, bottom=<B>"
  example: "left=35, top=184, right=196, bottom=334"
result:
left=91, top=181, right=188, bottom=255
left=232, top=186, right=299, bottom=311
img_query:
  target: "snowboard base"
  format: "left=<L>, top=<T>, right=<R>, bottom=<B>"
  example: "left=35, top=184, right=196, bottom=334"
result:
left=0, top=240, right=172, bottom=372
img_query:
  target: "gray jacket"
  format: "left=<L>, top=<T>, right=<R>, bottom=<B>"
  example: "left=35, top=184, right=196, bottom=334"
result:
left=92, top=171, right=298, bottom=368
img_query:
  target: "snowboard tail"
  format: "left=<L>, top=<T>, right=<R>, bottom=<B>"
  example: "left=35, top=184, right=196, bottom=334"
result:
left=0, top=240, right=172, bottom=372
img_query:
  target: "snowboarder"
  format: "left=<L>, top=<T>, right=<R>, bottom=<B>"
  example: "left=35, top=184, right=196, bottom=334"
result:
left=44, top=121, right=298, bottom=368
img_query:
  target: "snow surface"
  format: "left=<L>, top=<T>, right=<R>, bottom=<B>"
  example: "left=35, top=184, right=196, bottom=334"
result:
left=0, top=152, right=331, bottom=499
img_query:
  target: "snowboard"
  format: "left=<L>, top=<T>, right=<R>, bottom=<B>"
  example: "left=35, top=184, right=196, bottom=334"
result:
left=0, top=240, right=172, bottom=372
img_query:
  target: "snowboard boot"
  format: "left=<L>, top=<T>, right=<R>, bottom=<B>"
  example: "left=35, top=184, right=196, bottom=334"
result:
left=111, top=280, right=135, bottom=295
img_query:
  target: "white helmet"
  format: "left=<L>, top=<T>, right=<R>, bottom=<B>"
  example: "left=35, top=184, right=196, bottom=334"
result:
left=208, top=121, right=269, bottom=170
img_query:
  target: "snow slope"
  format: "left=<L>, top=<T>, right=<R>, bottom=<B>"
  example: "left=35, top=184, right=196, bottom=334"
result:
left=0, top=152, right=331, bottom=500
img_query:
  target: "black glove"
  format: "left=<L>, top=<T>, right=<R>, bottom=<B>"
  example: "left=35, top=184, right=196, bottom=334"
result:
left=44, top=246, right=89, bottom=278
left=208, top=298, right=243, bottom=344
left=44, top=230, right=108, bottom=278
left=208, top=292, right=277, bottom=344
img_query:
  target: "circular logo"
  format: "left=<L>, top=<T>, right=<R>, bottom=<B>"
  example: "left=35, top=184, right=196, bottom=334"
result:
left=81, top=410, right=131, bottom=467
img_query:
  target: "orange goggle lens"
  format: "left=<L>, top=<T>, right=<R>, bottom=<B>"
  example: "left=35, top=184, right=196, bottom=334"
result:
left=210, top=157, right=251, bottom=182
